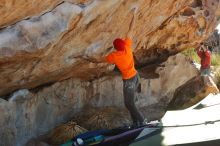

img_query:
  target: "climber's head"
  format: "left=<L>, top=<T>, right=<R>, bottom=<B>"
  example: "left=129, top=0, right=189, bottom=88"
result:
left=113, top=38, right=125, bottom=51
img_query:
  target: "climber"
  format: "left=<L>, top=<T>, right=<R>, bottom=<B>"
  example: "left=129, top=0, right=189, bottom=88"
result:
left=196, top=43, right=219, bottom=93
left=86, top=38, right=146, bottom=127
left=196, top=43, right=211, bottom=77
left=196, top=43, right=215, bottom=87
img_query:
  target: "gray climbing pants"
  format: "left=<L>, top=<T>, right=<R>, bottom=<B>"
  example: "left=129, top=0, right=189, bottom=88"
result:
left=123, top=73, right=144, bottom=124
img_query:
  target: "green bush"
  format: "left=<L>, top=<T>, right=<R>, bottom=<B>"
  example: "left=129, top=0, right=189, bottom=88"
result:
left=182, top=48, right=220, bottom=67
left=211, top=53, right=220, bottom=66
left=182, top=48, right=200, bottom=63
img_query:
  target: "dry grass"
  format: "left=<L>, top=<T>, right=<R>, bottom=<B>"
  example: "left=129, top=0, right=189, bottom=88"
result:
left=45, top=121, right=87, bottom=146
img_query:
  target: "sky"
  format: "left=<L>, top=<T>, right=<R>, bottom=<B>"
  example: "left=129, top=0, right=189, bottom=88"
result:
left=217, top=23, right=220, bottom=33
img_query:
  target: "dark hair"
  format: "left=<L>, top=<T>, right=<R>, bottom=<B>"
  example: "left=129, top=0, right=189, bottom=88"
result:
left=208, top=46, right=213, bottom=52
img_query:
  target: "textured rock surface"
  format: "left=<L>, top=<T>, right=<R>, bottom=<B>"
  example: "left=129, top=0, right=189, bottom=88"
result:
left=168, top=75, right=219, bottom=110
left=0, top=0, right=220, bottom=96
left=0, top=54, right=199, bottom=146
left=0, top=0, right=61, bottom=28
left=1, top=0, right=220, bottom=145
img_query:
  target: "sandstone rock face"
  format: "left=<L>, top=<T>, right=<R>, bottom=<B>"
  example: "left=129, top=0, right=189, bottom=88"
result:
left=0, top=54, right=199, bottom=146
left=168, top=75, right=219, bottom=110
left=0, top=0, right=61, bottom=28
left=1, top=0, right=220, bottom=145
left=0, top=0, right=220, bottom=96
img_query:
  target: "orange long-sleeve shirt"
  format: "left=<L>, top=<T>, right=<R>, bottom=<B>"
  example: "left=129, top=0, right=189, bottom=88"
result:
left=105, top=39, right=137, bottom=79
